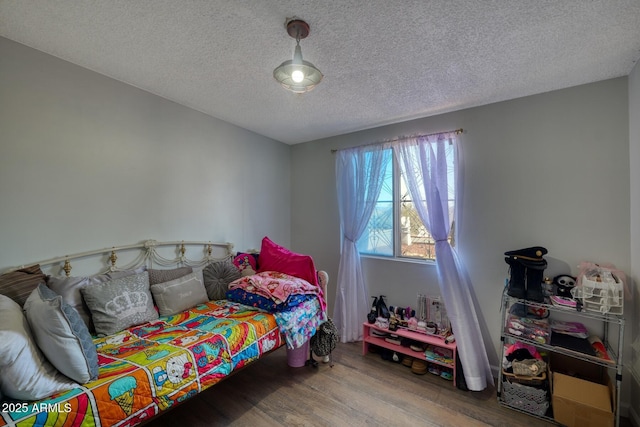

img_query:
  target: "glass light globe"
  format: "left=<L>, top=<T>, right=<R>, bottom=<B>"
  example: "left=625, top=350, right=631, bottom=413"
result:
left=291, top=70, right=305, bottom=83
left=273, top=44, right=323, bottom=93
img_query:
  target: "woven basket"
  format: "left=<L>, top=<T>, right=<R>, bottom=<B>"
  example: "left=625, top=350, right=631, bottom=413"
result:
left=502, top=369, right=547, bottom=386
left=411, top=359, right=428, bottom=375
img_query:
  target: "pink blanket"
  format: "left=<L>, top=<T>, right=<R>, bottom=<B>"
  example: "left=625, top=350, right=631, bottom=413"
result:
left=229, top=271, right=321, bottom=305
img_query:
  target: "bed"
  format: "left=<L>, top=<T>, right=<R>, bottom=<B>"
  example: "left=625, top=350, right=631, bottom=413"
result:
left=0, top=238, right=327, bottom=427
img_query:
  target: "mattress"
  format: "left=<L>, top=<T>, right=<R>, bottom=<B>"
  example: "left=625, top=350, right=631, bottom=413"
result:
left=0, top=300, right=283, bottom=427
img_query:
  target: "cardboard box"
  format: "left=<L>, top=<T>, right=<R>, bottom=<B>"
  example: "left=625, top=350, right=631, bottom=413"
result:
left=550, top=353, right=605, bottom=383
left=552, top=371, right=613, bottom=427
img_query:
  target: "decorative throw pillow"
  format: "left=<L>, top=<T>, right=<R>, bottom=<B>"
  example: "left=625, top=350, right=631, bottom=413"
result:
left=148, top=266, right=193, bottom=286
left=47, top=267, right=147, bottom=332
left=24, top=284, right=99, bottom=383
left=0, top=295, right=76, bottom=400
left=81, top=271, right=158, bottom=337
left=150, top=270, right=208, bottom=316
left=203, top=259, right=242, bottom=300
left=0, top=264, right=47, bottom=306
left=257, top=237, right=318, bottom=286
left=106, top=265, right=148, bottom=279
left=47, top=274, right=112, bottom=331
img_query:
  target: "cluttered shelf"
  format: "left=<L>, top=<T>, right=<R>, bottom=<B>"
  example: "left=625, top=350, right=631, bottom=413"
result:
left=500, top=288, right=624, bottom=426
left=502, top=293, right=621, bottom=368
left=362, top=322, right=457, bottom=386
left=501, top=331, right=616, bottom=367
left=500, top=248, right=625, bottom=427
left=503, top=292, right=625, bottom=324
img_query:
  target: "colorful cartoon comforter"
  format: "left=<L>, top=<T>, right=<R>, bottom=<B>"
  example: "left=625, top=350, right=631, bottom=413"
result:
left=0, top=300, right=287, bottom=427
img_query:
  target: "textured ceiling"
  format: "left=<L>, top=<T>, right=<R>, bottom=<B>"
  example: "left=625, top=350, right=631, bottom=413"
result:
left=1, top=1, right=640, bottom=145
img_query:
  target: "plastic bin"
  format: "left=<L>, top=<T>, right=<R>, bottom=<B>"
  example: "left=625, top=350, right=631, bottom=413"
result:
left=572, top=276, right=624, bottom=315
left=286, top=340, right=309, bottom=367
left=502, top=378, right=549, bottom=416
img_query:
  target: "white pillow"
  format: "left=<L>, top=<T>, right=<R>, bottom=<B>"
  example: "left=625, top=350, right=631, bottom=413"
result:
left=151, top=270, right=208, bottom=316
left=24, top=284, right=99, bottom=384
left=0, top=295, right=76, bottom=400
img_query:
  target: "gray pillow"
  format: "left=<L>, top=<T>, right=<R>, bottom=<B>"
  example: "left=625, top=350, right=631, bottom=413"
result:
left=47, top=274, right=111, bottom=331
left=81, top=271, right=158, bottom=337
left=148, top=266, right=193, bottom=286
left=24, top=284, right=99, bottom=383
left=107, top=266, right=148, bottom=280
left=47, top=267, right=146, bottom=332
left=202, top=259, right=242, bottom=300
left=150, top=270, right=208, bottom=316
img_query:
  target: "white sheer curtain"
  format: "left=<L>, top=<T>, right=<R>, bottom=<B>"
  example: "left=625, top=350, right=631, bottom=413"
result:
left=394, top=133, right=493, bottom=391
left=334, top=146, right=391, bottom=342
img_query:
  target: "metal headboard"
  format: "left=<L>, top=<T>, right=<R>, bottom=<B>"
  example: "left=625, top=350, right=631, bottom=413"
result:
left=11, top=240, right=235, bottom=277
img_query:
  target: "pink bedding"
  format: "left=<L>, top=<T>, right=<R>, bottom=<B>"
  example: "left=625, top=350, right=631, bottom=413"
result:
left=229, top=271, right=322, bottom=305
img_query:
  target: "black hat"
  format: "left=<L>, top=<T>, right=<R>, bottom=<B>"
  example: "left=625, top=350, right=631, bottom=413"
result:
left=504, top=246, right=547, bottom=261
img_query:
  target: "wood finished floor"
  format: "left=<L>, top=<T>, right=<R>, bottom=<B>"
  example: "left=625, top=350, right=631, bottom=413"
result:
left=145, top=342, right=627, bottom=427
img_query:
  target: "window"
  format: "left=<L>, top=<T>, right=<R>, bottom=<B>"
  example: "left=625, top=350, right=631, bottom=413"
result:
left=356, top=145, right=456, bottom=261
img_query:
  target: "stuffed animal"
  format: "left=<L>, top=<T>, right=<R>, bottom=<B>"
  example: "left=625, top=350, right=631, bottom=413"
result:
left=234, top=254, right=257, bottom=276
left=553, top=274, right=576, bottom=298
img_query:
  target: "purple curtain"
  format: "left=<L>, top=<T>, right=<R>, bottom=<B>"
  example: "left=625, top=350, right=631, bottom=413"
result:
left=394, top=133, right=493, bottom=391
left=333, top=146, right=391, bottom=342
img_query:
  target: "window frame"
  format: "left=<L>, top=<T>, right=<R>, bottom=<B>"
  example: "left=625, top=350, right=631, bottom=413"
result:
left=358, top=146, right=455, bottom=263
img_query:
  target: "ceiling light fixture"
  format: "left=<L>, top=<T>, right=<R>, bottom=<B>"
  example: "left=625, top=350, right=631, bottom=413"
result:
left=273, top=18, right=323, bottom=94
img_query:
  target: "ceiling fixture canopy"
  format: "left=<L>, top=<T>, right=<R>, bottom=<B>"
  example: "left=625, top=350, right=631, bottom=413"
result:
left=273, top=18, right=323, bottom=94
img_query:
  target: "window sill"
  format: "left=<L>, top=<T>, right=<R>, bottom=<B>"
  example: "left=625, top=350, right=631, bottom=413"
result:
left=359, top=254, right=437, bottom=266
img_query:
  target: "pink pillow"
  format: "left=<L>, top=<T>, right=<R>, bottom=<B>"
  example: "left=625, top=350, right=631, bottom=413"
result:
left=257, top=237, right=318, bottom=287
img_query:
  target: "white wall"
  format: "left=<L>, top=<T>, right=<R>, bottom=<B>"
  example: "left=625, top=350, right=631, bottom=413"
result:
left=0, top=37, right=291, bottom=270
left=628, top=58, right=640, bottom=426
left=291, top=77, right=631, bottom=409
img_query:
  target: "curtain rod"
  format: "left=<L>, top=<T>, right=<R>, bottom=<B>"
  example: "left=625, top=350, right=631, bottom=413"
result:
left=330, top=128, right=463, bottom=153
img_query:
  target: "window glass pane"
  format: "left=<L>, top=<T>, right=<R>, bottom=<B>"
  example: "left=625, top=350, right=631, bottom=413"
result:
left=399, top=173, right=434, bottom=260
left=400, top=199, right=435, bottom=260
left=357, top=201, right=393, bottom=256
left=356, top=139, right=456, bottom=262
left=357, top=151, right=393, bottom=257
